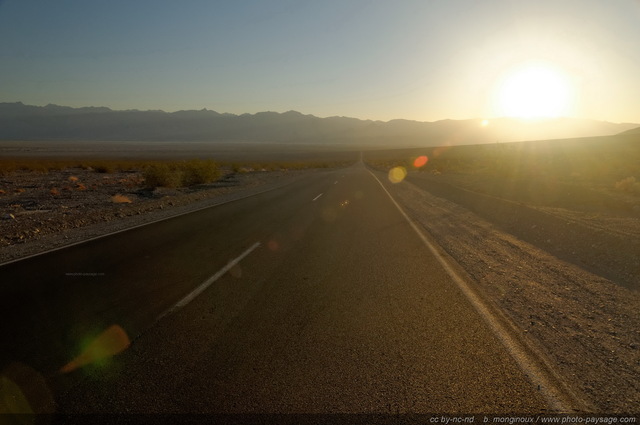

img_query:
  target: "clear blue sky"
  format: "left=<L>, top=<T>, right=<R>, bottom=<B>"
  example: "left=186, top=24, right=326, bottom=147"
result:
left=2, top=0, right=640, bottom=122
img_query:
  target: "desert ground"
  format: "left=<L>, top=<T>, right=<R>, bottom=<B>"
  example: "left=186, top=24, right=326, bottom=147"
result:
left=0, top=142, right=358, bottom=262
left=365, top=134, right=640, bottom=412
left=1, top=136, right=639, bottom=412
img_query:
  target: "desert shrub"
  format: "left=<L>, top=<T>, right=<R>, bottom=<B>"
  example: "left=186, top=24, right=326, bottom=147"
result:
left=46, top=161, right=64, bottom=172
left=614, top=176, right=640, bottom=193
left=181, top=159, right=220, bottom=186
left=143, top=163, right=181, bottom=188
left=143, top=160, right=220, bottom=188
left=0, top=161, right=18, bottom=175
left=93, top=163, right=115, bottom=173
left=18, top=161, right=48, bottom=173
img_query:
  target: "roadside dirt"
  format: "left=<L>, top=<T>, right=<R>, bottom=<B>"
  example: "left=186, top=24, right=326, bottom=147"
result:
left=406, top=173, right=640, bottom=291
left=0, top=168, right=311, bottom=264
left=375, top=169, right=640, bottom=413
left=2, top=164, right=638, bottom=412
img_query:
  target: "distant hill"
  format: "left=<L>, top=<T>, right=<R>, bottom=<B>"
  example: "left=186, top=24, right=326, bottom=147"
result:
left=0, top=102, right=637, bottom=146
left=619, top=126, right=640, bottom=135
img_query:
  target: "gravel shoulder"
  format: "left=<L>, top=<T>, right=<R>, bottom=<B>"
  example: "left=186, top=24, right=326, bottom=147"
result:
left=0, top=168, right=314, bottom=264
left=374, top=169, right=640, bottom=413
left=2, top=164, right=638, bottom=413
left=405, top=173, right=640, bottom=291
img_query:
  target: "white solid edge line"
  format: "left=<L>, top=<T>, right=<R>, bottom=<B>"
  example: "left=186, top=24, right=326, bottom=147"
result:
left=162, top=242, right=261, bottom=319
left=312, top=193, right=323, bottom=201
left=367, top=169, right=585, bottom=413
left=0, top=175, right=302, bottom=267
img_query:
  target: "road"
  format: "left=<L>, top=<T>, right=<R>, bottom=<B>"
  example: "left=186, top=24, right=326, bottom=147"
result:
left=1, top=162, right=554, bottom=414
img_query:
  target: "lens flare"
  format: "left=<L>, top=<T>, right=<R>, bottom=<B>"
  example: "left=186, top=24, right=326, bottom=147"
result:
left=413, top=156, right=428, bottom=168
left=388, top=166, right=407, bottom=183
left=1, top=375, right=34, bottom=415
left=432, top=146, right=450, bottom=159
left=0, top=363, right=55, bottom=416
left=61, top=325, right=130, bottom=373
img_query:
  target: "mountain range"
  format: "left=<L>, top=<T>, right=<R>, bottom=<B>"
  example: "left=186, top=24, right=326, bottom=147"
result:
left=1, top=102, right=638, bottom=146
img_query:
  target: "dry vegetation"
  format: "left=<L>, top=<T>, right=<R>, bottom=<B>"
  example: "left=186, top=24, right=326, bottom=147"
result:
left=142, top=159, right=220, bottom=188
left=365, top=134, right=640, bottom=412
left=0, top=137, right=637, bottom=411
left=0, top=157, right=352, bottom=254
left=366, top=134, right=639, bottom=184
left=0, top=159, right=144, bottom=176
left=365, top=134, right=640, bottom=286
left=366, top=135, right=640, bottom=217
left=0, top=158, right=349, bottom=187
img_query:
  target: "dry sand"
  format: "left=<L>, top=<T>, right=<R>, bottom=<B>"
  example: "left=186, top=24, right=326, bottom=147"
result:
left=1, top=162, right=638, bottom=413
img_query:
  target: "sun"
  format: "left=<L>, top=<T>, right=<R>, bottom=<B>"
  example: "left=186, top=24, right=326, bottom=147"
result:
left=494, top=63, right=575, bottom=119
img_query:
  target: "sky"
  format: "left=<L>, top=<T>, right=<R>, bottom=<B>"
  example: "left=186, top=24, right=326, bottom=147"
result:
left=1, top=0, right=640, bottom=123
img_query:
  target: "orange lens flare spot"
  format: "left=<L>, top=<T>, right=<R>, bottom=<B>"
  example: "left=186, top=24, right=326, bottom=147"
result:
left=61, top=325, right=130, bottom=374
left=413, top=156, right=428, bottom=168
left=388, top=166, right=407, bottom=183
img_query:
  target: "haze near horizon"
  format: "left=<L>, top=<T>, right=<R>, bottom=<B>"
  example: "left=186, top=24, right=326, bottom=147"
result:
left=1, top=0, right=639, bottom=123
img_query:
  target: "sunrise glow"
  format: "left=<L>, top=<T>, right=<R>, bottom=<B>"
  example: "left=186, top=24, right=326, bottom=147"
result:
left=494, top=63, right=576, bottom=119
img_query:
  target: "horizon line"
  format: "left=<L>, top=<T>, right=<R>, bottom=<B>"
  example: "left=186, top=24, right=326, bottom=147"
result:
left=1, top=100, right=639, bottom=126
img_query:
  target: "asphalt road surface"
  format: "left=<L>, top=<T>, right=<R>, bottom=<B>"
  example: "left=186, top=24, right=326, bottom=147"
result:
left=1, top=162, right=554, bottom=415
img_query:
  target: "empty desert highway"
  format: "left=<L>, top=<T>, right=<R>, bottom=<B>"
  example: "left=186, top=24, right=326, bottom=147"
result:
left=1, top=161, right=562, bottom=414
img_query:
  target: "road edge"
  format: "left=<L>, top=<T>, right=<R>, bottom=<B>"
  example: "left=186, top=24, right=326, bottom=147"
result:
left=367, top=167, right=593, bottom=413
left=0, top=173, right=309, bottom=267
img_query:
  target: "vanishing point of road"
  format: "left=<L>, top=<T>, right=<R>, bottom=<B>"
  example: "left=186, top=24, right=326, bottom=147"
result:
left=1, top=162, right=577, bottom=415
